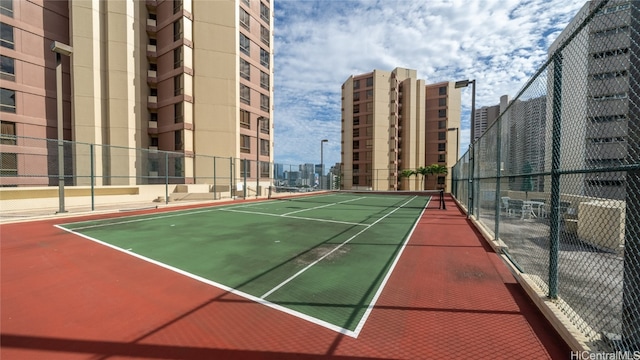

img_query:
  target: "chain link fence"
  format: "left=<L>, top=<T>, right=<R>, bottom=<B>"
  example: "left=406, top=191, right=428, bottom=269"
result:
left=0, top=135, right=319, bottom=219
left=452, top=0, right=639, bottom=351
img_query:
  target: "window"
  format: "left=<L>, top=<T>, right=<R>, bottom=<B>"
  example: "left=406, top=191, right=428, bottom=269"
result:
left=353, top=176, right=359, bottom=185
left=240, top=84, right=250, bottom=104
left=365, top=139, right=373, bottom=149
left=591, top=93, right=627, bottom=101
left=174, top=157, right=183, bottom=176
left=366, top=89, right=373, bottom=99
left=589, top=114, right=626, bottom=123
left=438, top=97, right=446, bottom=106
left=174, top=103, right=183, bottom=123
left=438, top=131, right=446, bottom=140
left=353, top=152, right=359, bottom=161
left=150, top=137, right=159, bottom=146
left=240, top=159, right=251, bottom=177
left=593, top=25, right=628, bottom=38
left=240, top=58, right=250, bottom=80
left=240, top=8, right=250, bottom=29
left=353, top=140, right=359, bottom=149
left=241, top=135, right=250, bottom=153
left=260, top=25, right=269, bottom=45
left=365, top=102, right=373, bottom=112
left=260, top=138, right=269, bottom=156
left=437, top=176, right=445, bottom=185
left=174, top=130, right=183, bottom=150
left=438, top=143, right=446, bottom=151
left=259, top=117, right=269, bottom=133
left=366, top=126, right=373, bottom=136
left=150, top=88, right=157, bottom=96
left=0, top=55, right=14, bottom=81
left=1, top=22, right=14, bottom=49
left=240, top=109, right=250, bottom=129
left=366, top=114, right=373, bottom=124
left=242, top=0, right=250, bottom=5
left=366, top=77, right=373, bottom=87
left=353, top=116, right=359, bottom=125
left=260, top=2, right=269, bottom=24
left=439, top=86, right=447, bottom=95
left=149, top=112, right=158, bottom=122
left=353, top=104, right=359, bottom=113
left=0, top=88, right=15, bottom=113
left=173, top=0, right=182, bottom=14
left=1, top=121, right=16, bottom=145
left=149, top=158, right=159, bottom=172
left=353, top=128, right=359, bottom=137
left=260, top=48, right=269, bottom=68
left=592, top=70, right=627, bottom=80
left=592, top=48, right=628, bottom=59
left=174, top=47, right=182, bottom=68
left=438, top=154, right=445, bottom=162
left=174, top=74, right=183, bottom=96
left=260, top=71, right=269, bottom=90
left=353, top=164, right=359, bottom=174
left=438, top=120, right=446, bottom=129
left=1, top=152, right=17, bottom=176
left=260, top=161, right=269, bottom=177
left=260, top=93, right=269, bottom=112
left=240, top=33, right=250, bottom=55
left=173, top=19, right=182, bottom=41
left=353, top=92, right=360, bottom=101
left=353, top=79, right=360, bottom=89
left=438, top=109, right=446, bottom=118
left=0, top=0, right=13, bottom=17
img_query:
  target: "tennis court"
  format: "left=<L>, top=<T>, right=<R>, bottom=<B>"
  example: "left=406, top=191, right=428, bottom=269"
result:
left=56, top=192, right=432, bottom=336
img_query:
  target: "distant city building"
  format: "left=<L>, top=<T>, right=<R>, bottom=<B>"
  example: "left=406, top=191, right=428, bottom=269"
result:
left=340, top=67, right=461, bottom=191
left=473, top=105, right=501, bottom=141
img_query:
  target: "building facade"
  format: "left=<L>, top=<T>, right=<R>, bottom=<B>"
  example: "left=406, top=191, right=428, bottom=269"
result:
left=0, top=0, right=273, bottom=189
left=340, top=67, right=460, bottom=192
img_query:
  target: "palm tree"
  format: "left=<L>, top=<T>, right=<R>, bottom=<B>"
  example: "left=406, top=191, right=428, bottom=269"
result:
left=399, top=169, right=416, bottom=190
left=426, top=164, right=448, bottom=189
left=416, top=166, right=429, bottom=190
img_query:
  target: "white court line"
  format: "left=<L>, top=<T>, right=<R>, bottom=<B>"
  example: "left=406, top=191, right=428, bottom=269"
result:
left=260, top=196, right=418, bottom=301
left=281, top=197, right=365, bottom=216
left=220, top=208, right=368, bottom=227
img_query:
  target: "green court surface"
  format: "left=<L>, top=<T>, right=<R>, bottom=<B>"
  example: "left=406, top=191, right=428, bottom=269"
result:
left=58, top=193, right=430, bottom=336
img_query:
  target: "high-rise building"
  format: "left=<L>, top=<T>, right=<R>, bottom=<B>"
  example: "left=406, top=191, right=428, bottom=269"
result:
left=340, top=67, right=460, bottom=192
left=474, top=105, right=500, bottom=141
left=0, top=0, right=273, bottom=189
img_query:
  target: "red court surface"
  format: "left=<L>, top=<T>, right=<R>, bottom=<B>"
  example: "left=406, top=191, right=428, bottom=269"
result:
left=1, top=196, right=571, bottom=359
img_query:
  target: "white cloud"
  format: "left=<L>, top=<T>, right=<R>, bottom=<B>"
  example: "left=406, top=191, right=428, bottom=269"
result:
left=273, top=0, right=586, bottom=167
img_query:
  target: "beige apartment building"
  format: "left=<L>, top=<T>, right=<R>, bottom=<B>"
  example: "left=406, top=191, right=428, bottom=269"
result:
left=0, top=0, right=273, bottom=188
left=341, top=67, right=460, bottom=192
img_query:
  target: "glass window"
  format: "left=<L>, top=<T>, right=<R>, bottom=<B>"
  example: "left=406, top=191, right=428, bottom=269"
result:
left=260, top=71, right=269, bottom=90
left=353, top=116, right=359, bottom=126
left=240, top=109, right=250, bottom=129
left=174, top=74, right=183, bottom=96
left=260, top=161, right=269, bottom=177
left=174, top=157, right=183, bottom=176
left=174, top=130, right=183, bottom=150
left=353, top=152, right=359, bottom=161
left=260, top=138, right=269, bottom=156
left=438, top=109, right=446, bottom=118
left=174, top=47, right=182, bottom=68
left=1, top=121, right=16, bottom=145
left=173, top=19, right=182, bottom=41
left=260, top=25, right=269, bottom=45
left=439, top=86, right=447, bottom=95
left=0, top=88, right=15, bottom=113
left=240, top=58, right=250, bottom=80
left=366, top=89, right=373, bottom=99
left=259, top=117, right=269, bottom=133
left=365, top=102, right=373, bottom=112
left=240, top=84, right=250, bottom=104
left=438, top=143, right=446, bottom=151
left=0, top=55, right=14, bottom=81
left=173, top=0, right=182, bottom=14
left=437, top=176, right=445, bottom=185
left=240, top=135, right=250, bottom=153
left=240, top=8, right=250, bottom=29
left=353, top=79, right=360, bottom=89
left=260, top=48, right=269, bottom=68
left=150, top=137, right=159, bottom=146
left=438, top=131, right=446, bottom=140
left=260, top=93, right=269, bottom=112
left=438, top=154, right=445, bottom=162
left=240, top=33, right=250, bottom=55
left=174, top=103, right=183, bottom=123
left=0, top=0, right=13, bottom=17
left=353, top=140, right=359, bottom=149
left=353, top=104, right=359, bottom=113
left=439, top=97, right=446, bottom=106
left=240, top=159, right=251, bottom=177
left=1, top=152, right=17, bottom=176
left=353, top=128, right=359, bottom=137
left=366, top=77, right=373, bottom=87
left=1, top=22, right=14, bottom=49
left=353, top=92, right=360, bottom=101
left=242, top=0, right=250, bottom=5
left=260, top=2, right=269, bottom=24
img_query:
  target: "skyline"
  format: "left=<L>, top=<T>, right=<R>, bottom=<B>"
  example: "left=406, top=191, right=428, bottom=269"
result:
left=271, top=0, right=586, bottom=168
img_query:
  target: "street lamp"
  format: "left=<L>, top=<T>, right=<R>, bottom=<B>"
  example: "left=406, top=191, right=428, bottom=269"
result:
left=455, top=79, right=476, bottom=218
left=51, top=41, right=73, bottom=214
left=320, top=139, right=328, bottom=190
left=447, top=127, right=459, bottom=161
left=257, top=116, right=267, bottom=198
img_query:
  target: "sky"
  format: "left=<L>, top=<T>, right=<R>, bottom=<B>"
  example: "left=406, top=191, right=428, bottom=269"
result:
left=271, top=0, right=587, bottom=168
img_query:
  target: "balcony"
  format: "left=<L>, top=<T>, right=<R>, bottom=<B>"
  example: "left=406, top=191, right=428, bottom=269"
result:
left=147, top=70, right=157, bottom=84
left=146, top=18, right=157, bottom=34
left=146, top=44, right=157, bottom=58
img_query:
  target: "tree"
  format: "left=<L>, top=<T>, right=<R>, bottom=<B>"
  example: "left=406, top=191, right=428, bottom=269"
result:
left=416, top=166, right=429, bottom=190
left=426, top=164, right=448, bottom=190
left=399, top=169, right=416, bottom=190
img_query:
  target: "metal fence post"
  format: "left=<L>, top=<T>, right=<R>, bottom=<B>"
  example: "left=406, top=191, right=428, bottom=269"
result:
left=165, top=152, right=169, bottom=205
left=230, top=157, right=234, bottom=199
left=494, top=116, right=502, bottom=241
left=548, top=52, right=563, bottom=300
left=213, top=157, right=217, bottom=200
left=243, top=160, right=247, bottom=199
left=468, top=144, right=473, bottom=218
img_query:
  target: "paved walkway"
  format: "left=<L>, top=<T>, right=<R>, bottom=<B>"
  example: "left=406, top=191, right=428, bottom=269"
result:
left=1, top=195, right=570, bottom=359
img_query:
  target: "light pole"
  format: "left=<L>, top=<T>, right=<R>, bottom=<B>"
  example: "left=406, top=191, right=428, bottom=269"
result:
left=320, top=139, right=328, bottom=189
left=257, top=116, right=267, bottom=198
left=447, top=127, right=459, bottom=161
left=455, top=79, right=476, bottom=217
left=51, top=41, right=73, bottom=214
